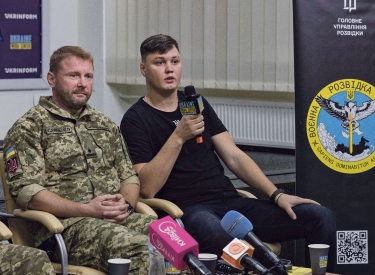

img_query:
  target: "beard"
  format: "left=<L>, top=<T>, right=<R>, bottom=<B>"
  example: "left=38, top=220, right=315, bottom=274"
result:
left=53, top=82, right=92, bottom=112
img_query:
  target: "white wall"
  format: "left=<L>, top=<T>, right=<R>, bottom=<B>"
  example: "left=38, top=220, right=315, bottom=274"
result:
left=106, top=0, right=295, bottom=93
left=0, top=0, right=294, bottom=142
left=0, top=0, right=131, bottom=140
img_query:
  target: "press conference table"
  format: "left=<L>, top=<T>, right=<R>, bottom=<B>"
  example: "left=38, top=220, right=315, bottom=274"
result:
left=288, top=266, right=340, bottom=275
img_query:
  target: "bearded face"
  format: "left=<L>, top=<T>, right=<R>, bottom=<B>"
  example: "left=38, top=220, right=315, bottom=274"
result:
left=48, top=56, right=94, bottom=113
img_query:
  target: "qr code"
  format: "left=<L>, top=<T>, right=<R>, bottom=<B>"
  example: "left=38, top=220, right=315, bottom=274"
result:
left=337, top=230, right=368, bottom=264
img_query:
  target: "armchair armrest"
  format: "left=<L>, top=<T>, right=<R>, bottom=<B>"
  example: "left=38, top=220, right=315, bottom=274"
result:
left=237, top=189, right=257, bottom=199
left=13, top=209, right=64, bottom=233
left=12, top=209, right=72, bottom=274
left=140, top=198, right=184, bottom=219
left=0, top=221, right=12, bottom=240
left=135, top=201, right=158, bottom=218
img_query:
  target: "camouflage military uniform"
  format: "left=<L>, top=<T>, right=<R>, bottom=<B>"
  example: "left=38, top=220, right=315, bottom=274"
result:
left=3, top=96, right=155, bottom=274
left=0, top=243, right=55, bottom=275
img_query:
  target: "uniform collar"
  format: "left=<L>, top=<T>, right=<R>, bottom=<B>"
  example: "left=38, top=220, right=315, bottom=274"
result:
left=39, top=96, right=93, bottom=120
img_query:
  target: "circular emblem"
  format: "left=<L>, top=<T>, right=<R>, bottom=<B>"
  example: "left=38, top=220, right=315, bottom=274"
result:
left=228, top=241, right=245, bottom=255
left=306, top=79, right=375, bottom=174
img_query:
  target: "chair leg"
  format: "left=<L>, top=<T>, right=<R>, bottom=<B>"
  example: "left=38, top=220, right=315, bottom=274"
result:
left=54, top=233, right=68, bottom=275
left=176, top=218, right=184, bottom=229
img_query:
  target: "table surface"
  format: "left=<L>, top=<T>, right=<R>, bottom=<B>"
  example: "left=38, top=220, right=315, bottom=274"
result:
left=292, top=272, right=340, bottom=275
left=288, top=266, right=340, bottom=275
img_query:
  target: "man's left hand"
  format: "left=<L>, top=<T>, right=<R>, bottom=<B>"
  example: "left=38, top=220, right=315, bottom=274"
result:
left=277, top=193, right=320, bottom=220
left=101, top=194, right=131, bottom=224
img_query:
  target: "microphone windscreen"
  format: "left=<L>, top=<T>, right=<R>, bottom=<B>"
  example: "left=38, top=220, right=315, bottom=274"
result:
left=184, top=85, right=196, bottom=96
left=221, top=210, right=253, bottom=239
left=221, top=238, right=255, bottom=271
left=149, top=216, right=199, bottom=270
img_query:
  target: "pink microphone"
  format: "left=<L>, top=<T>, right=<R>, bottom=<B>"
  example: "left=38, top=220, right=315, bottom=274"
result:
left=149, top=216, right=211, bottom=274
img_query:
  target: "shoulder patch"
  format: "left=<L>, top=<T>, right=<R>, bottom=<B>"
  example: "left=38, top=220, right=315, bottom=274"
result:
left=5, top=147, right=23, bottom=179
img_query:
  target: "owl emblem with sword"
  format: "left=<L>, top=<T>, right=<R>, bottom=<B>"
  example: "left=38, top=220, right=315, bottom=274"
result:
left=316, top=95, right=375, bottom=131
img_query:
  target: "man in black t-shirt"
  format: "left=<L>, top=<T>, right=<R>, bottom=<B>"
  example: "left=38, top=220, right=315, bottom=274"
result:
left=121, top=34, right=336, bottom=272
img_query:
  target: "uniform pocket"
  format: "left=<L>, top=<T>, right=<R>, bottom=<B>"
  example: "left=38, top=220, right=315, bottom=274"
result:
left=43, top=124, right=84, bottom=172
left=86, top=125, right=115, bottom=167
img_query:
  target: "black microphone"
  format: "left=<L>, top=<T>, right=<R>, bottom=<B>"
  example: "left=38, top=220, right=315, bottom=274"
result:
left=179, top=85, right=204, bottom=143
left=184, top=253, right=212, bottom=275
left=221, top=211, right=288, bottom=275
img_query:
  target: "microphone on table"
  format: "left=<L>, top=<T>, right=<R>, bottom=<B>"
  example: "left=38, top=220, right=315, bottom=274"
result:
left=179, top=85, right=204, bottom=143
left=221, top=210, right=288, bottom=275
left=221, top=238, right=273, bottom=274
left=212, top=234, right=272, bottom=274
left=149, top=216, right=212, bottom=275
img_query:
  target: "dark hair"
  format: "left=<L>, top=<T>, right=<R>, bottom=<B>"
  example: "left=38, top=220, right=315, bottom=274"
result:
left=140, top=34, right=180, bottom=62
left=49, top=46, right=94, bottom=74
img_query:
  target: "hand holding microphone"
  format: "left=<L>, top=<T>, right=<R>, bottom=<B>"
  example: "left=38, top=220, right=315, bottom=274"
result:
left=179, top=85, right=204, bottom=143
left=175, top=115, right=204, bottom=143
left=221, top=211, right=288, bottom=275
left=149, top=216, right=212, bottom=275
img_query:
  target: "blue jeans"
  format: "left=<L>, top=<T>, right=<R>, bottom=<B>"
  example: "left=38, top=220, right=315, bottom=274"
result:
left=181, top=192, right=336, bottom=272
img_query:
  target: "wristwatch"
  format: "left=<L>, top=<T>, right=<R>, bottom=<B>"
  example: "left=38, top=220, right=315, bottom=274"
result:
left=125, top=200, right=134, bottom=215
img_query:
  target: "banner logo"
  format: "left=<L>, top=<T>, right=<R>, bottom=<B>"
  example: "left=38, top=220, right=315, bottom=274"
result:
left=344, top=0, right=356, bottom=13
left=10, top=34, right=32, bottom=50
left=306, top=79, right=375, bottom=174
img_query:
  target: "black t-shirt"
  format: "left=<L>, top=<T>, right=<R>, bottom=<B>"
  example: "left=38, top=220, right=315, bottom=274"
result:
left=120, top=91, right=238, bottom=209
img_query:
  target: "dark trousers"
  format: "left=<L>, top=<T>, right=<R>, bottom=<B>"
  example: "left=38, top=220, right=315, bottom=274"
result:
left=181, top=192, right=336, bottom=272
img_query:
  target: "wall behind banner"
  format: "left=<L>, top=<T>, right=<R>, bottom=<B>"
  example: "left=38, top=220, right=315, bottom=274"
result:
left=294, top=0, right=375, bottom=274
left=0, top=0, right=294, bottom=143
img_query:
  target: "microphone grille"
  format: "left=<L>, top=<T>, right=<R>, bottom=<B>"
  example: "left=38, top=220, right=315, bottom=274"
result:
left=221, top=210, right=253, bottom=239
left=184, top=85, right=196, bottom=96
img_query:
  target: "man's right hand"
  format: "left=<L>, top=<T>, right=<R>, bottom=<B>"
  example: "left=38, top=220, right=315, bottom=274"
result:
left=88, top=194, right=129, bottom=223
left=173, top=114, right=204, bottom=143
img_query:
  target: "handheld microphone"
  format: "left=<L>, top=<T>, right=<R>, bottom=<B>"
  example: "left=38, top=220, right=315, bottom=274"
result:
left=221, top=238, right=272, bottom=274
left=221, top=211, right=288, bottom=275
left=149, top=216, right=212, bottom=275
left=179, top=85, right=204, bottom=143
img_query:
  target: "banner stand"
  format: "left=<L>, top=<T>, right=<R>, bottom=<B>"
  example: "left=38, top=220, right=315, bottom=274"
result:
left=294, top=1, right=375, bottom=274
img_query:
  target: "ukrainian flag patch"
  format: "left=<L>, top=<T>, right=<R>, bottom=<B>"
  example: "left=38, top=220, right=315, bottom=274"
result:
left=5, top=147, right=16, bottom=160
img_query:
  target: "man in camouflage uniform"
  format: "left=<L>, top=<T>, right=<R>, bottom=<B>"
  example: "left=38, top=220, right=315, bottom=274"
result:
left=2, top=46, right=155, bottom=274
left=0, top=242, right=56, bottom=274
left=0, top=220, right=55, bottom=274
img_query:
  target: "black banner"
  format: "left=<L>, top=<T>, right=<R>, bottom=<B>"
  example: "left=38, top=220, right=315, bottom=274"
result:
left=294, top=0, right=375, bottom=274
